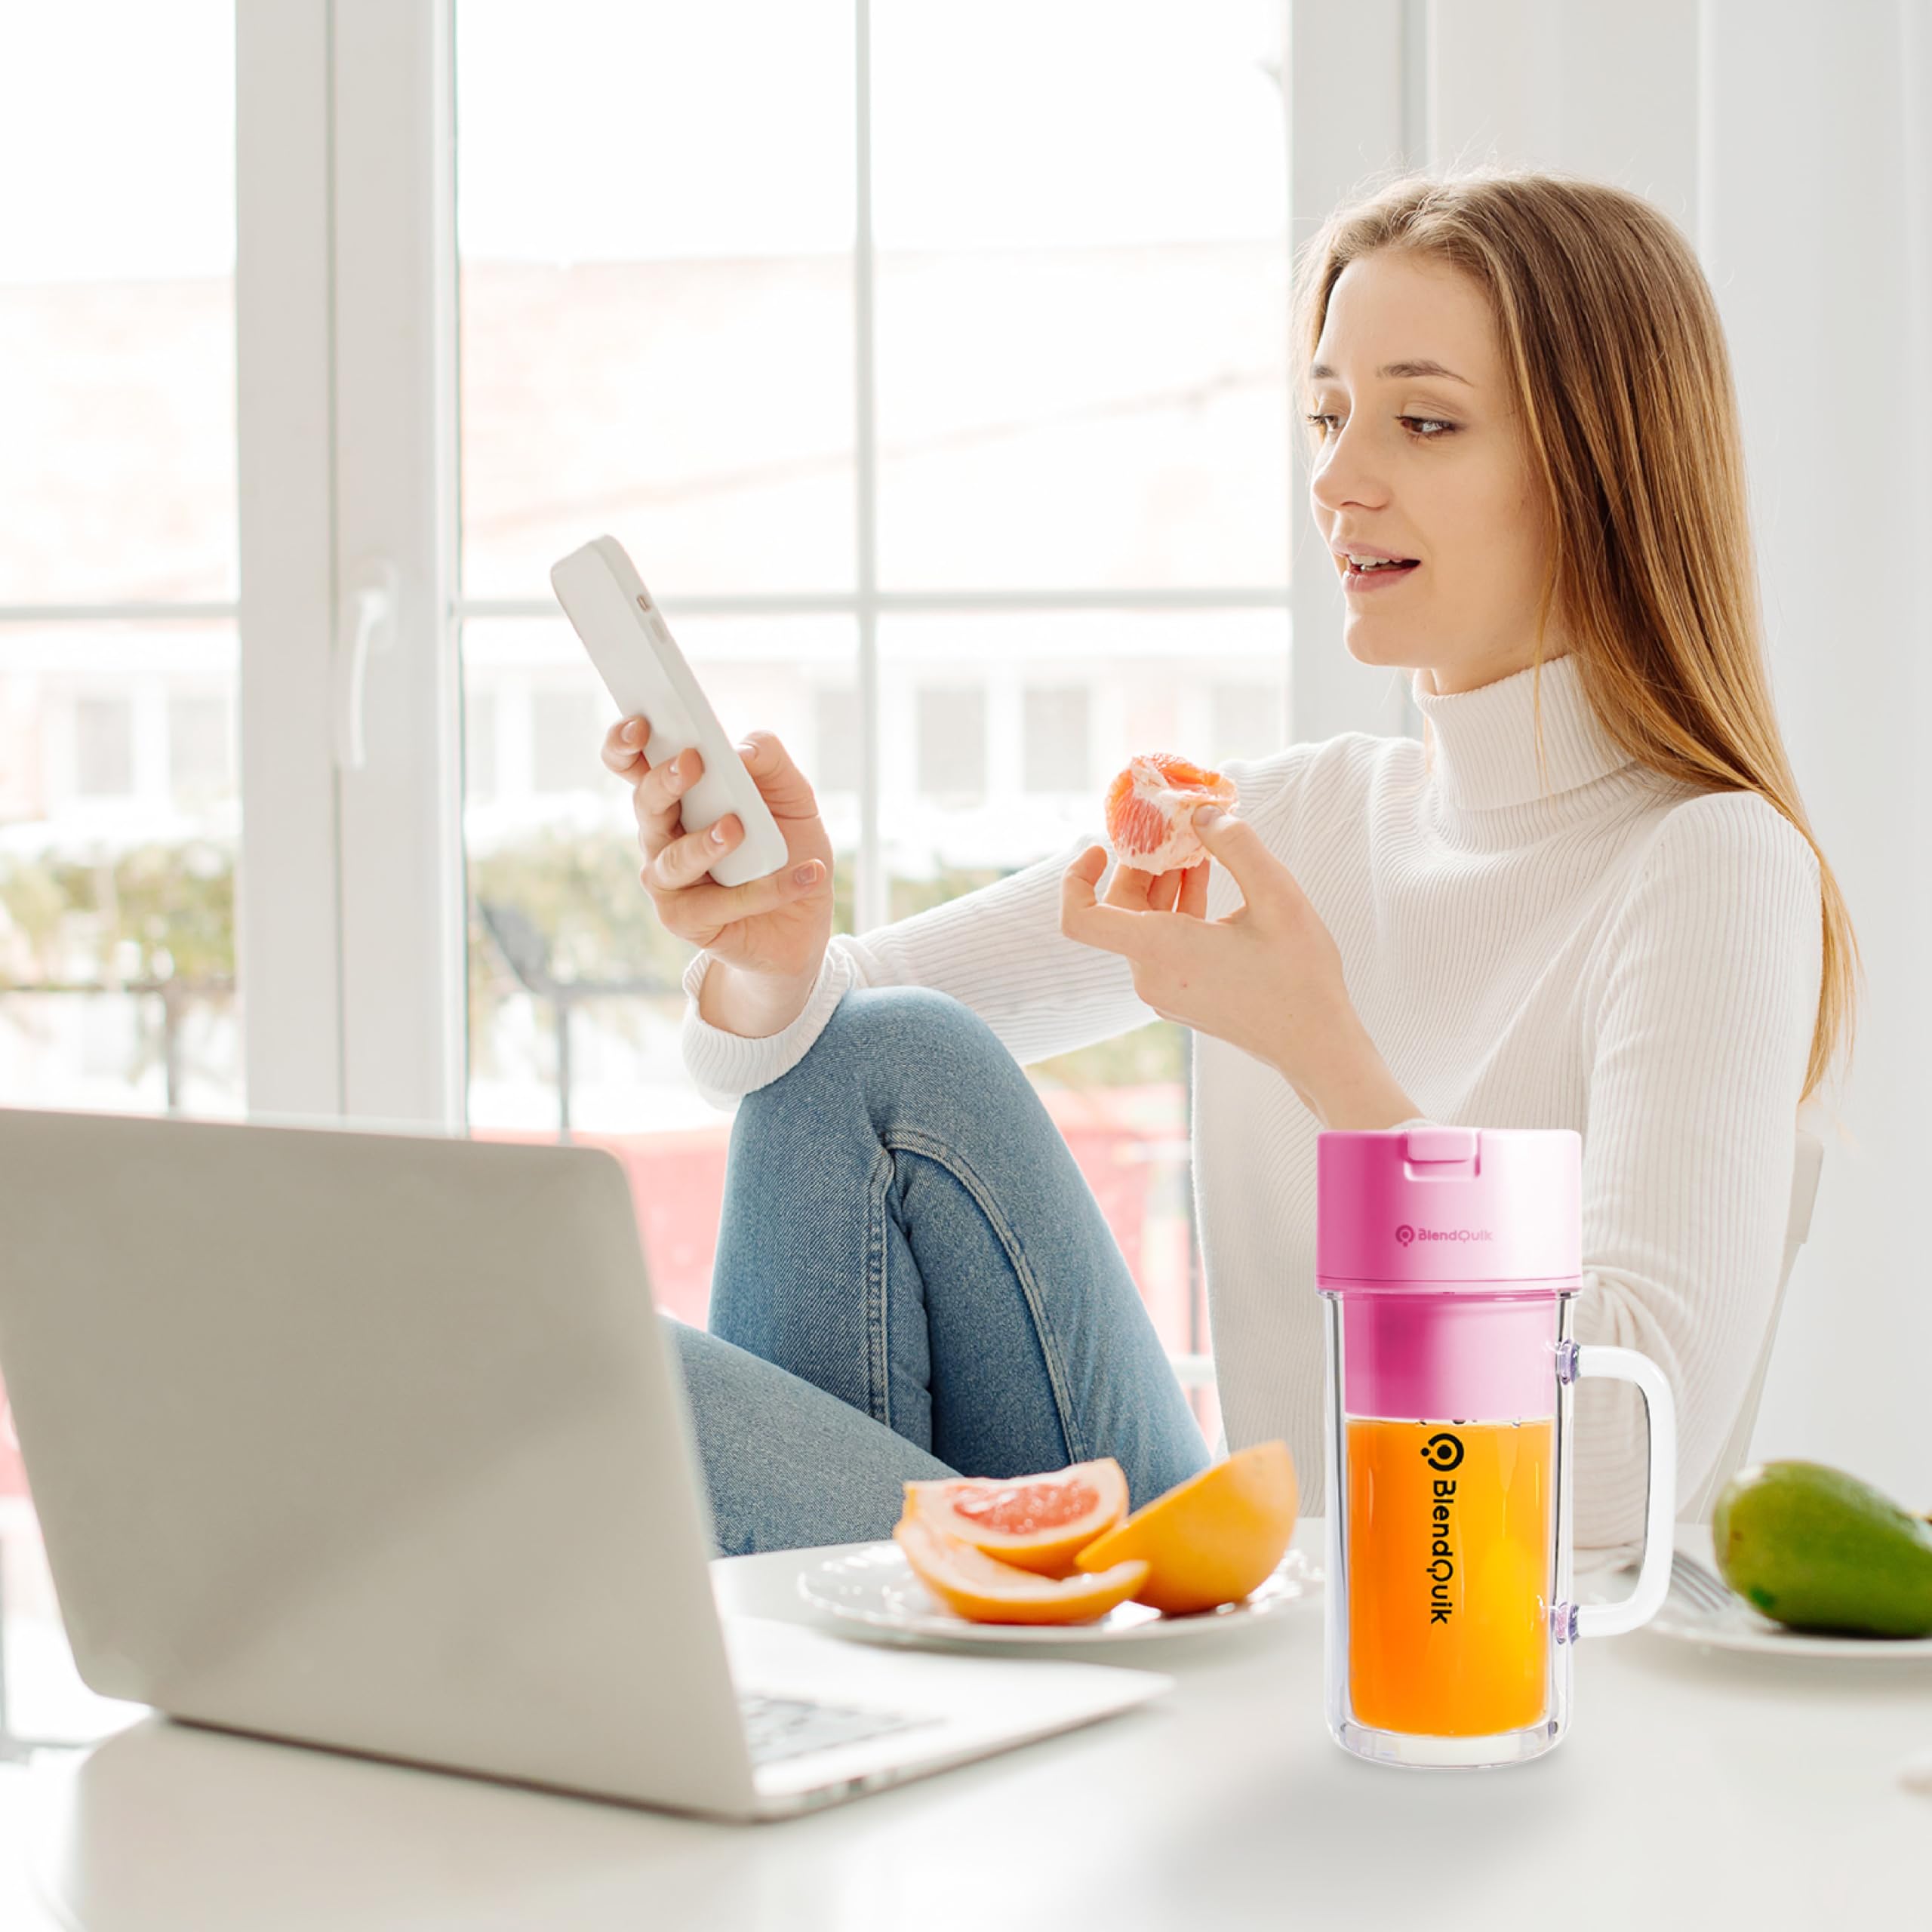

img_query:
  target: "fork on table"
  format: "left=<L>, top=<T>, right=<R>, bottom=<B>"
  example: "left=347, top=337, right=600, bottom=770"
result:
left=1608, top=1545, right=1737, bottom=1616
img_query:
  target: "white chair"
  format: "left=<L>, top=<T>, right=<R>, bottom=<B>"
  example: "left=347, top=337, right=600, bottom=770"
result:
left=1681, top=1124, right=1825, bottom=1524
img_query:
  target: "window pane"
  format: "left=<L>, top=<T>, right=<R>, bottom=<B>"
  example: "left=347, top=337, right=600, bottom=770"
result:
left=74, top=698, right=135, bottom=798
left=871, top=0, right=1288, bottom=589
left=878, top=609, right=1285, bottom=1370
left=462, top=614, right=857, bottom=1327
left=168, top=692, right=233, bottom=803
left=1023, top=686, right=1092, bottom=795
left=531, top=688, right=608, bottom=795
left=0, top=3, right=235, bottom=603
left=0, top=625, right=242, bottom=1118
left=465, top=688, right=499, bottom=803
left=915, top=688, right=986, bottom=804
left=881, top=608, right=1288, bottom=872
left=454, top=0, right=856, bottom=598
left=1211, top=679, right=1288, bottom=761
left=811, top=685, right=862, bottom=798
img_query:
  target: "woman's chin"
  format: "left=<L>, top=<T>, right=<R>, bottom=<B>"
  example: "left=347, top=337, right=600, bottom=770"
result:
left=1341, top=624, right=1422, bottom=671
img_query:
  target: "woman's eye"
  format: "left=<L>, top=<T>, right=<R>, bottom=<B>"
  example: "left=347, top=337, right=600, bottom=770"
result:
left=1301, top=412, right=1456, bottom=441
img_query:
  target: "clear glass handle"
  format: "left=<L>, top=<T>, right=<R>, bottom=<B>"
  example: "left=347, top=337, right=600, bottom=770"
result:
left=1561, top=1341, right=1678, bottom=1640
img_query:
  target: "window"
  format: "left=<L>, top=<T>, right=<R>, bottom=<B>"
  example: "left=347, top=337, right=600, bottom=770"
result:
left=0, top=5, right=242, bottom=1113
left=454, top=1, right=855, bottom=598
left=812, top=685, right=862, bottom=796
left=73, top=697, right=136, bottom=798
left=449, top=1, right=1290, bottom=1429
left=1211, top=681, right=1286, bottom=763
left=465, top=688, right=499, bottom=803
left=1023, top=686, right=1092, bottom=795
left=168, top=693, right=232, bottom=801
left=530, top=688, right=608, bottom=796
left=915, top=687, right=986, bottom=804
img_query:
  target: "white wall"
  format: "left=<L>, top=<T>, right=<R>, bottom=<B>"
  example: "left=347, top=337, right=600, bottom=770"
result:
left=1414, top=0, right=1932, bottom=1509
left=1699, top=0, right=1932, bottom=1509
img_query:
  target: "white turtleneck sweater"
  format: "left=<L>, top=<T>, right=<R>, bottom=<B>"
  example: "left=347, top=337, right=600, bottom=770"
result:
left=679, top=652, right=1823, bottom=1549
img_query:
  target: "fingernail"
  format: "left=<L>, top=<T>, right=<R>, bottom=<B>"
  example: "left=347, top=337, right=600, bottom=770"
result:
left=1194, top=806, right=1222, bottom=829
left=709, top=823, right=729, bottom=847
left=792, top=863, right=818, bottom=888
left=735, top=739, right=757, bottom=759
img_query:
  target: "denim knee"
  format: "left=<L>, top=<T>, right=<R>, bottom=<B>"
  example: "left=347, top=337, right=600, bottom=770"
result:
left=822, top=985, right=1007, bottom=1063
left=748, top=986, right=1018, bottom=1121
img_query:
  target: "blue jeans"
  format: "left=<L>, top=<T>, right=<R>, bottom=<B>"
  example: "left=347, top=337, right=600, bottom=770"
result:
left=671, top=986, right=1211, bottom=1555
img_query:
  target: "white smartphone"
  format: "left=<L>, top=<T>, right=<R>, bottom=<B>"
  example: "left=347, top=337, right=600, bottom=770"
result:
left=549, top=536, right=790, bottom=889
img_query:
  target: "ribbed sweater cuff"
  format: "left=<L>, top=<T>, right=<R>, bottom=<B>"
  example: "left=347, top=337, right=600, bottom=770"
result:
left=678, top=945, right=857, bottom=1110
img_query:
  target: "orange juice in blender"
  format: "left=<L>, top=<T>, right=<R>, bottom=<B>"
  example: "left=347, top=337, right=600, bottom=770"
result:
left=1316, top=1127, right=1680, bottom=1769
left=1344, top=1415, right=1554, bottom=1736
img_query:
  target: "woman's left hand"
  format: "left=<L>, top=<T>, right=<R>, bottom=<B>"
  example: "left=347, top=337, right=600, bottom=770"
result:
left=1060, top=807, right=1408, bottom=1128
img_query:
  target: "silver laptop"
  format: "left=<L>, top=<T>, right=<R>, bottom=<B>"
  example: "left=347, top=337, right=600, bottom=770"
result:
left=0, top=1108, right=1168, bottom=1820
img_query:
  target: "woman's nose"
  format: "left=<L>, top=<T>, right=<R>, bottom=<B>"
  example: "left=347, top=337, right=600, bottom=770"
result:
left=1309, top=419, right=1390, bottom=516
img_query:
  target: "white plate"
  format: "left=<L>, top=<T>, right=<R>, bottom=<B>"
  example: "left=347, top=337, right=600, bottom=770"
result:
left=796, top=1542, right=1321, bottom=1649
left=1638, top=1594, right=1932, bottom=1659
left=1580, top=1541, right=1932, bottom=1659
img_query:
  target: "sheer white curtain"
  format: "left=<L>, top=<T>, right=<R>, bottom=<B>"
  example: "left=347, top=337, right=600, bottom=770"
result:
left=1397, top=0, right=1932, bottom=1508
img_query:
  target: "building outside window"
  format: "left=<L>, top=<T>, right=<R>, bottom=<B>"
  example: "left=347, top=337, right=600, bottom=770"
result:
left=915, top=687, right=986, bottom=804
left=72, top=697, right=136, bottom=798
left=1023, top=685, right=1093, bottom=795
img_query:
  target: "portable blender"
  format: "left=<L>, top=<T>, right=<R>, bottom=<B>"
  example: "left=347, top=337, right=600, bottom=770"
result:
left=1317, top=1126, right=1676, bottom=1769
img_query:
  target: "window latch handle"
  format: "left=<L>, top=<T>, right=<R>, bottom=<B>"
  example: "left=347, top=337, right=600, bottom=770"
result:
left=334, top=559, right=400, bottom=771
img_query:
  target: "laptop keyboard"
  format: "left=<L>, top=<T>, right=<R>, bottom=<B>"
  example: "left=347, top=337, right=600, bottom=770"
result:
left=737, top=1692, right=933, bottom=1767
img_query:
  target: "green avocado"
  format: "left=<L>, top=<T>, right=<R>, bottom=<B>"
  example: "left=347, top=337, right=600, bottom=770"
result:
left=1710, top=1460, right=1932, bottom=1639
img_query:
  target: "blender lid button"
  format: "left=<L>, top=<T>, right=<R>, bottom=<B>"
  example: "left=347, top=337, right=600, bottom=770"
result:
left=1404, top=1127, right=1478, bottom=1163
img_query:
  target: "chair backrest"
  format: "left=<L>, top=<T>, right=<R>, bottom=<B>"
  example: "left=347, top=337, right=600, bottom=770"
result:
left=1681, top=1124, right=1825, bottom=1523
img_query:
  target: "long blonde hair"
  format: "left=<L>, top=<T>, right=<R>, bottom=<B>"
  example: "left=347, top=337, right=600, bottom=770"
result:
left=1293, top=168, right=1860, bottom=1110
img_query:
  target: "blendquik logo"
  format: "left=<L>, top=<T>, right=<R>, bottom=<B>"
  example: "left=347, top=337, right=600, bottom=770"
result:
left=1420, top=1432, right=1465, bottom=1624
left=1395, top=1224, right=1494, bottom=1246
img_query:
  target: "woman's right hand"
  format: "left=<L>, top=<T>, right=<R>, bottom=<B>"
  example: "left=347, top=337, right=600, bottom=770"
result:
left=601, top=717, right=835, bottom=1026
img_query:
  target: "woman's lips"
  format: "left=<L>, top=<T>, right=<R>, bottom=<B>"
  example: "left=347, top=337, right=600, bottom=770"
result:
left=1342, top=559, right=1421, bottom=593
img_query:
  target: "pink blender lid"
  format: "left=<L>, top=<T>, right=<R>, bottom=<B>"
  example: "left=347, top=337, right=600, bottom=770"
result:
left=1316, top=1126, right=1582, bottom=1290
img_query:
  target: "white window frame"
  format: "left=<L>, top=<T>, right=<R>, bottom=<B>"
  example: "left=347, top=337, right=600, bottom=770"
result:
left=236, top=0, right=465, bottom=1125
left=38, top=1, right=1723, bottom=1128
left=220, top=0, right=1429, bottom=1128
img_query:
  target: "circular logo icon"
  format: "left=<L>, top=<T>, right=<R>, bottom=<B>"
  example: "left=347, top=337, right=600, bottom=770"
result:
left=1421, top=1431, right=1465, bottom=1472
left=1395, top=1223, right=1415, bottom=1246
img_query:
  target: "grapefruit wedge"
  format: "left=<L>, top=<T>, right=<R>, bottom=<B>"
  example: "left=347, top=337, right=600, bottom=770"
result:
left=1103, top=752, right=1238, bottom=875
left=903, top=1457, right=1128, bottom=1577
left=1075, top=1439, right=1297, bottom=1616
left=894, top=1515, right=1150, bottom=1626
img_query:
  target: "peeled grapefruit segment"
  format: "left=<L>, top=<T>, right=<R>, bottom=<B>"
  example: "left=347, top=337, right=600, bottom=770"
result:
left=903, top=1457, right=1128, bottom=1577
left=1103, top=752, right=1238, bottom=875
left=894, top=1515, right=1150, bottom=1626
left=1074, top=1439, right=1298, bottom=1616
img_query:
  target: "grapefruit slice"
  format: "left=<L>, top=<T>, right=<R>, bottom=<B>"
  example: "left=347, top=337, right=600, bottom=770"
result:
left=894, top=1515, right=1150, bottom=1626
left=902, top=1457, right=1128, bottom=1577
left=1103, top=752, right=1238, bottom=875
left=1074, top=1439, right=1297, bottom=1616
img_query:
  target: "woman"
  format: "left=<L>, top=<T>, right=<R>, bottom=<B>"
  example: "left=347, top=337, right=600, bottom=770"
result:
left=601, top=169, right=1860, bottom=1555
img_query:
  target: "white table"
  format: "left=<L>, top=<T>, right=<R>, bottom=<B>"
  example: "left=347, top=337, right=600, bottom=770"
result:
left=0, top=1520, right=1925, bottom=1931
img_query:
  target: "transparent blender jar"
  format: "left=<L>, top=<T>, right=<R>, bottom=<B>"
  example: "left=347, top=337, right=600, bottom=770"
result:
left=1316, top=1127, right=1676, bottom=1770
